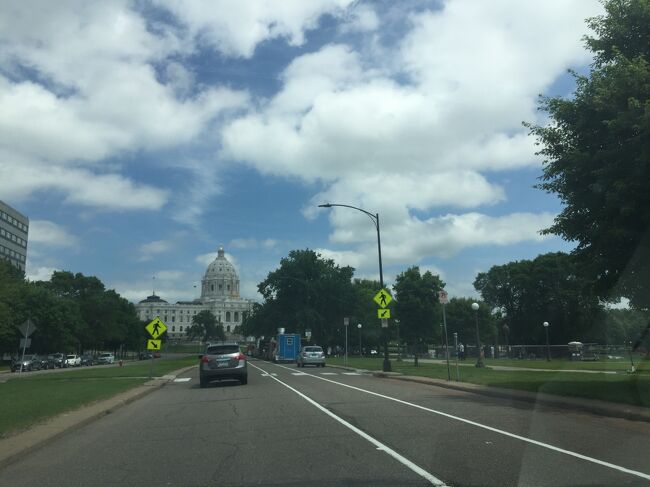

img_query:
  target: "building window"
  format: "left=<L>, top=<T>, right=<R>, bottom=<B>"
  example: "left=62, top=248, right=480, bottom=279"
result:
left=219, top=284, right=222, bottom=290
left=234, top=311, right=239, bottom=322
left=226, top=311, right=231, bottom=322
left=227, top=325, right=231, bottom=332
left=172, top=316, right=175, bottom=322
left=180, top=326, right=183, bottom=332
left=172, top=326, right=175, bottom=332
left=227, top=284, right=230, bottom=291
left=211, top=284, right=214, bottom=291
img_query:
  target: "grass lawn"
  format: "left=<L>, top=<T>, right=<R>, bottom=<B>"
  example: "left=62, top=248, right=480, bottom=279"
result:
left=0, top=356, right=197, bottom=438
left=327, top=357, right=650, bottom=407
left=428, top=357, right=640, bottom=372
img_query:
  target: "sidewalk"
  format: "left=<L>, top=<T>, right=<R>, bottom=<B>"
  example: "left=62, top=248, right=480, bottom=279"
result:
left=0, top=365, right=196, bottom=469
left=327, top=364, right=650, bottom=423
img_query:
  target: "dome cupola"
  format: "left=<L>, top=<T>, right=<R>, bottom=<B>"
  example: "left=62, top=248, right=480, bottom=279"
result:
left=201, top=247, right=240, bottom=300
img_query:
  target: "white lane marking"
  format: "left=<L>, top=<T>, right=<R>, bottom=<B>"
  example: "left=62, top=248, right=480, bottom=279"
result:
left=249, top=362, right=446, bottom=486
left=173, top=377, right=191, bottom=383
left=292, top=373, right=308, bottom=376
left=343, top=372, right=361, bottom=375
left=270, top=362, right=650, bottom=482
left=320, top=372, right=338, bottom=375
left=260, top=373, right=278, bottom=377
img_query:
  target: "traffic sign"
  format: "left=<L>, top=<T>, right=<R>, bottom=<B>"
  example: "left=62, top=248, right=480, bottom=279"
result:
left=147, top=339, right=161, bottom=350
left=373, top=289, right=392, bottom=308
left=344, top=317, right=349, bottom=326
left=18, top=320, right=36, bottom=337
left=145, top=317, right=167, bottom=338
left=378, top=308, right=391, bottom=319
left=438, top=289, right=449, bottom=304
left=20, top=338, right=31, bottom=348
left=381, top=318, right=388, bottom=328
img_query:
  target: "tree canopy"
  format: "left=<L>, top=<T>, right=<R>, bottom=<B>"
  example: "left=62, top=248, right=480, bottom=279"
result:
left=187, top=310, right=225, bottom=342
left=527, top=0, right=650, bottom=309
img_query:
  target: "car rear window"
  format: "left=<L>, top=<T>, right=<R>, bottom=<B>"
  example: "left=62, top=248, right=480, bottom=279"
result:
left=207, top=345, right=240, bottom=355
left=304, top=347, right=322, bottom=352
left=67, top=355, right=75, bottom=359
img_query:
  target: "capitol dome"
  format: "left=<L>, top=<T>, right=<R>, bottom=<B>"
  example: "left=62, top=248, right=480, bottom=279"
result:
left=201, top=247, right=240, bottom=300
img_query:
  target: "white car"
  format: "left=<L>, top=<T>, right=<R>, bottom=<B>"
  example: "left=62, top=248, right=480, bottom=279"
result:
left=65, top=354, right=81, bottom=367
left=96, top=352, right=115, bottom=364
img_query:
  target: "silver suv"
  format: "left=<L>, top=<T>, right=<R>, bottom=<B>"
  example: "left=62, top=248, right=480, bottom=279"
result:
left=297, top=345, right=326, bottom=367
left=199, top=343, right=247, bottom=387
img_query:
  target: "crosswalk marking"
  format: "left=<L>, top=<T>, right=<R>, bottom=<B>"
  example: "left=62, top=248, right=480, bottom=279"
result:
left=292, top=372, right=308, bottom=376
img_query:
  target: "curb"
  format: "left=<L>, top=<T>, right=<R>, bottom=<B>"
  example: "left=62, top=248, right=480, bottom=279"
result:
left=0, top=364, right=197, bottom=469
left=326, top=364, right=650, bottom=423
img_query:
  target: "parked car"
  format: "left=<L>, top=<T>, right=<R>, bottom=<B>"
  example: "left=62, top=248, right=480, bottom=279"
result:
left=96, top=352, right=115, bottom=364
left=65, top=354, right=81, bottom=367
left=49, top=352, right=66, bottom=368
left=199, top=343, right=247, bottom=387
left=296, top=345, right=326, bottom=368
left=139, top=351, right=153, bottom=360
left=33, top=355, right=51, bottom=369
left=80, top=354, right=95, bottom=366
left=11, top=354, right=40, bottom=372
left=153, top=351, right=161, bottom=358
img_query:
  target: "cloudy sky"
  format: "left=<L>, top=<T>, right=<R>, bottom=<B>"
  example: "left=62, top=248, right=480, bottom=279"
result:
left=0, top=0, right=603, bottom=303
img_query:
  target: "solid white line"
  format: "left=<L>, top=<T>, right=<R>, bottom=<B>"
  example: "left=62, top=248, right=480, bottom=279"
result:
left=270, top=362, right=650, bottom=482
left=249, top=362, right=447, bottom=486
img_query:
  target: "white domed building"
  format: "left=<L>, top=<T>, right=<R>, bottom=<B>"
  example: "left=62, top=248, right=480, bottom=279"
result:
left=135, top=247, right=254, bottom=341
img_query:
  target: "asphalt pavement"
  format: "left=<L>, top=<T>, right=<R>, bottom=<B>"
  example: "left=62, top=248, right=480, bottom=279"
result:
left=1, top=359, right=649, bottom=486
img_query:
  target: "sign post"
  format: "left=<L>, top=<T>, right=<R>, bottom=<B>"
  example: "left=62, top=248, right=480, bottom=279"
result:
left=145, top=317, right=167, bottom=379
left=438, top=290, right=451, bottom=381
left=343, top=317, right=349, bottom=367
left=17, top=319, right=36, bottom=376
left=453, top=332, right=460, bottom=382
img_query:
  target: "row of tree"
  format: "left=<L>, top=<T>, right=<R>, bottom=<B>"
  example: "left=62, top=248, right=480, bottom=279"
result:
left=0, top=260, right=146, bottom=355
left=239, top=249, right=649, bottom=354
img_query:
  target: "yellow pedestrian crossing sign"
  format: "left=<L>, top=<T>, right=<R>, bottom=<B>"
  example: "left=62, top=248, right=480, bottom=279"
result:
left=147, top=339, right=161, bottom=350
left=373, top=289, right=392, bottom=308
left=145, top=317, right=167, bottom=338
left=378, top=308, right=391, bottom=319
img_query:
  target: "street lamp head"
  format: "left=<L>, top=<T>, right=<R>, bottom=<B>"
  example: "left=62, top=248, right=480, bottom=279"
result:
left=357, top=323, right=362, bottom=329
left=543, top=321, right=549, bottom=328
left=318, top=203, right=332, bottom=208
left=471, top=302, right=479, bottom=311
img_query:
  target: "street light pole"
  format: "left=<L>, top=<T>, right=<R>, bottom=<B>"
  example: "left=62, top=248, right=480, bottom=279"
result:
left=543, top=321, right=550, bottom=362
left=319, top=203, right=391, bottom=372
left=395, top=319, right=401, bottom=361
left=358, top=323, right=362, bottom=357
left=472, top=302, right=484, bottom=368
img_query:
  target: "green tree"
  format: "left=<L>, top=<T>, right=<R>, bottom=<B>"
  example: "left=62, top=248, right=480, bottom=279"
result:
left=474, top=252, right=602, bottom=344
left=188, top=310, right=225, bottom=342
left=526, top=0, right=650, bottom=310
left=0, top=259, right=25, bottom=354
left=256, top=249, right=355, bottom=346
left=443, top=297, right=496, bottom=358
left=393, top=267, right=444, bottom=365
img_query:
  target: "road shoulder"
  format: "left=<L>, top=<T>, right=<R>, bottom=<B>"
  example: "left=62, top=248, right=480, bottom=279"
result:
left=0, top=365, right=196, bottom=469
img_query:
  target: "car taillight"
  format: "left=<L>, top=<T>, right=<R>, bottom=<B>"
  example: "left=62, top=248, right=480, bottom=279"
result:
left=201, top=356, right=209, bottom=363
left=236, top=353, right=246, bottom=361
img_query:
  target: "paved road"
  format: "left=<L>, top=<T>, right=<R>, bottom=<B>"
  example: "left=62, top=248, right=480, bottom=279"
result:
left=1, top=359, right=649, bottom=486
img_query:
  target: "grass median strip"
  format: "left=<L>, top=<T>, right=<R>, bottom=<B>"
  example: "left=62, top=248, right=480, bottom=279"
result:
left=0, top=357, right=198, bottom=439
left=328, top=357, right=650, bottom=407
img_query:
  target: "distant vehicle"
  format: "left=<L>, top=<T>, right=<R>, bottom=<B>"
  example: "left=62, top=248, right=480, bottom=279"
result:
left=199, top=343, right=247, bottom=387
left=96, top=352, right=115, bottom=364
left=153, top=351, right=161, bottom=358
left=65, top=354, right=81, bottom=367
left=33, top=355, right=51, bottom=369
left=50, top=353, right=66, bottom=368
left=11, top=354, right=40, bottom=372
left=139, top=351, right=153, bottom=360
left=297, top=345, right=326, bottom=368
left=80, top=354, right=95, bottom=366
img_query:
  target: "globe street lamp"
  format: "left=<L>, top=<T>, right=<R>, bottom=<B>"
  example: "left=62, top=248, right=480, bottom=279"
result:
left=543, top=321, right=550, bottom=362
left=357, top=323, right=363, bottom=356
left=319, top=203, right=391, bottom=372
left=472, top=302, right=484, bottom=368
